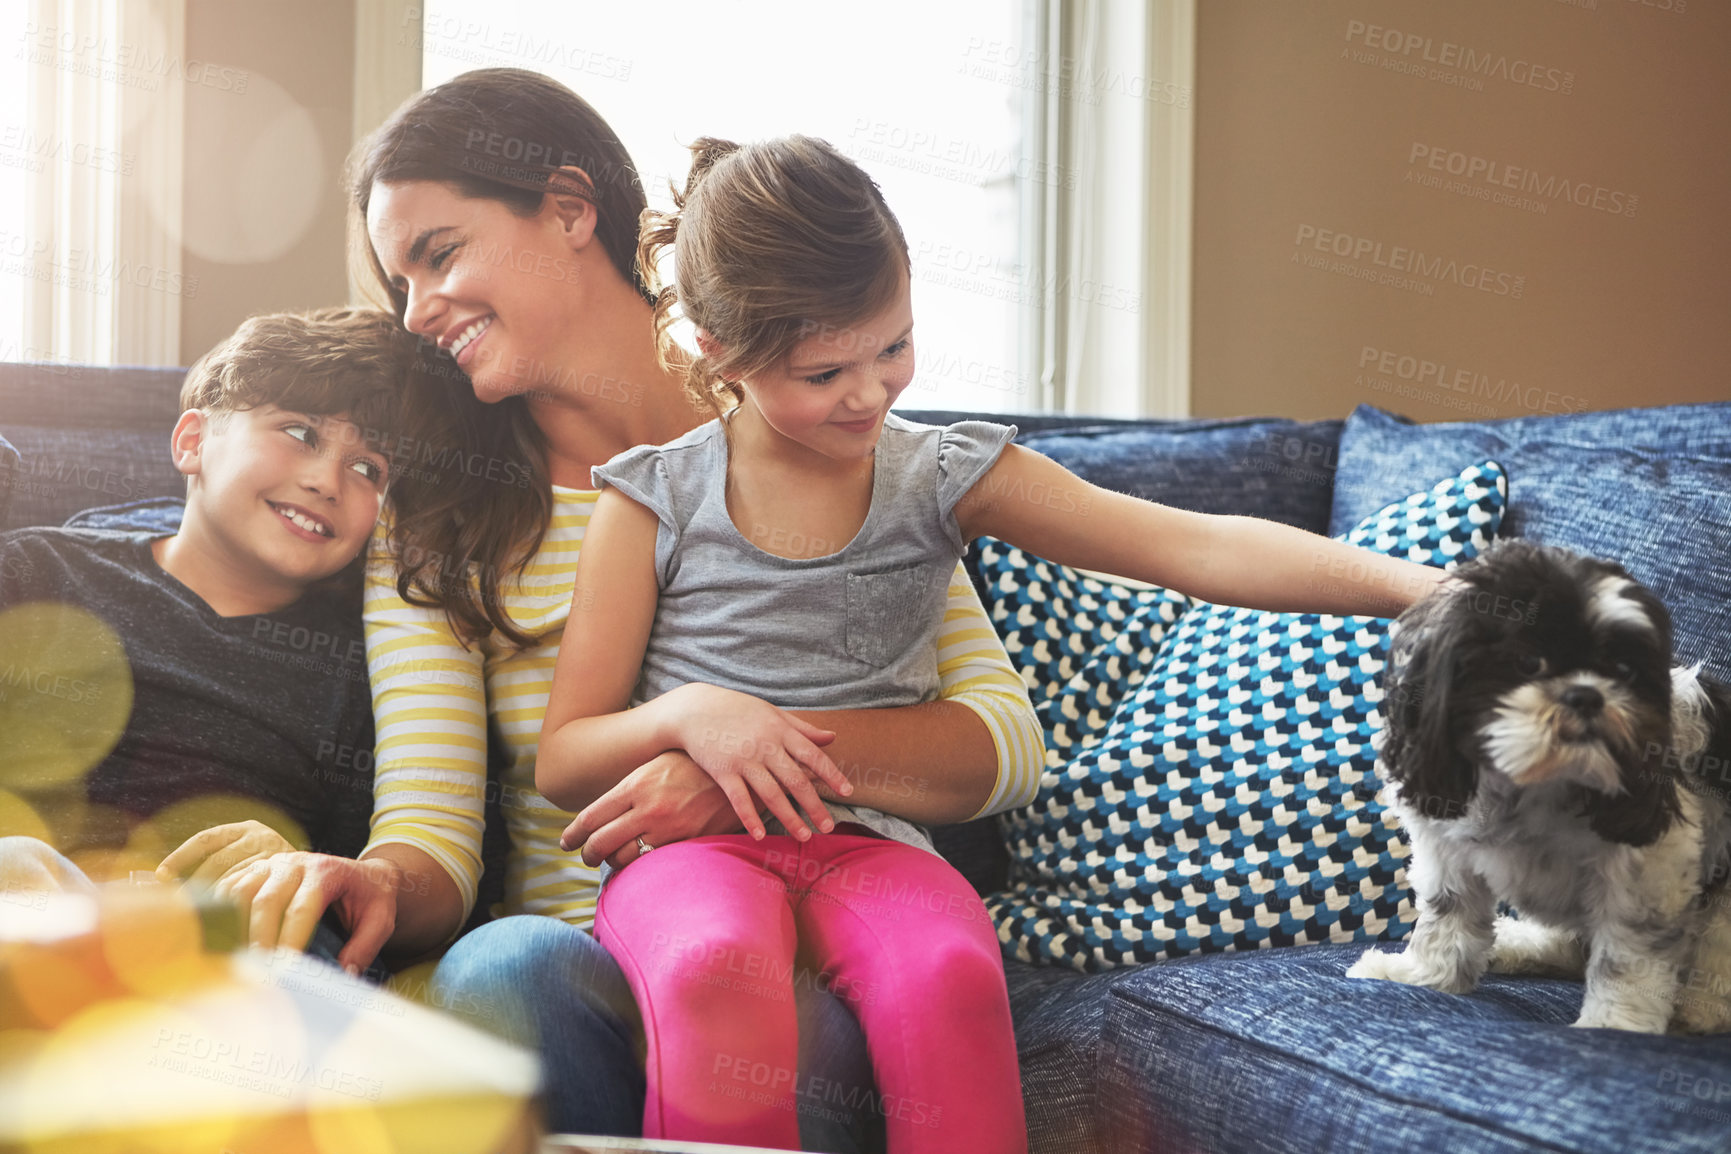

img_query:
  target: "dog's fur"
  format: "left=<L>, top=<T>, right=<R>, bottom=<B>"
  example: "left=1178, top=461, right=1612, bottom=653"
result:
left=1347, top=539, right=1731, bottom=1032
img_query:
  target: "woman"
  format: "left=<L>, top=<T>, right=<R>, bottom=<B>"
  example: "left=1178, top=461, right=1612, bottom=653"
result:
left=198, top=68, right=1044, bottom=1144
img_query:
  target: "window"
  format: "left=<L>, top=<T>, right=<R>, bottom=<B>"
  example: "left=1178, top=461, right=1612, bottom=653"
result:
left=2, top=0, right=185, bottom=368
left=420, top=0, right=1035, bottom=413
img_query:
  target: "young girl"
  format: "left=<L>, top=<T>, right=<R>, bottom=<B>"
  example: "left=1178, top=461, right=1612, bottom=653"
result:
left=538, top=135, right=1449, bottom=1151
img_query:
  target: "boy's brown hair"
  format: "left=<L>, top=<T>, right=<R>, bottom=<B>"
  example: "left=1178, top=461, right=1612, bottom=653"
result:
left=180, top=307, right=420, bottom=452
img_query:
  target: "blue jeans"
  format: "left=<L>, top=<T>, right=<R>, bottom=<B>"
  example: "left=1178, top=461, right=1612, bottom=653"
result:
left=432, top=915, right=885, bottom=1151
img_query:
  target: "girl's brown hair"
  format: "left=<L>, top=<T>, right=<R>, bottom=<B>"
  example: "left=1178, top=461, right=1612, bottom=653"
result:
left=346, top=68, right=651, bottom=647
left=638, top=135, right=910, bottom=421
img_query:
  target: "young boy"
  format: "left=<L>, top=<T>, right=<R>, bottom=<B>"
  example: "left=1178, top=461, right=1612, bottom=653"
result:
left=0, top=308, right=417, bottom=955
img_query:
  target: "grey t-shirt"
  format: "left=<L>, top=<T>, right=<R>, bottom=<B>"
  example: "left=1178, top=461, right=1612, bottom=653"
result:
left=592, top=414, right=1016, bottom=852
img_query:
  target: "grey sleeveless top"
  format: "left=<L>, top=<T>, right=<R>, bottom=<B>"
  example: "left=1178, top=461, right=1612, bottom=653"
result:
left=591, top=413, right=1017, bottom=852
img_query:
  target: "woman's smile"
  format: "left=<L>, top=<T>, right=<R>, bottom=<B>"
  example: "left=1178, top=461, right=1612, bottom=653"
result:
left=446, top=315, right=494, bottom=366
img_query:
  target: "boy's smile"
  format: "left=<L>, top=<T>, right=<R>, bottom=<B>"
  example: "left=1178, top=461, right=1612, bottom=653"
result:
left=156, top=404, right=389, bottom=616
left=266, top=499, right=336, bottom=539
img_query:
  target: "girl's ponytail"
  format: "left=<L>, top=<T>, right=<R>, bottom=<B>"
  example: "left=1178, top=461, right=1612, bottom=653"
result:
left=639, top=134, right=909, bottom=425
left=637, top=137, right=747, bottom=420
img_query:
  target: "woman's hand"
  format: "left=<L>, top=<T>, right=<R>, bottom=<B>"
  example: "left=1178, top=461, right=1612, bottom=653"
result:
left=560, top=750, right=753, bottom=867
left=664, top=683, right=851, bottom=839
left=155, top=820, right=299, bottom=887
left=211, top=852, right=402, bottom=975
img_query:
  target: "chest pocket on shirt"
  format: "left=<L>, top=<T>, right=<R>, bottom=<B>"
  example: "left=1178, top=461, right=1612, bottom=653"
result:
left=845, top=566, right=933, bottom=669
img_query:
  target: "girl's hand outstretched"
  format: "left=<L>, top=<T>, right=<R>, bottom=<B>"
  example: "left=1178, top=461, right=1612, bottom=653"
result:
left=667, top=683, right=852, bottom=840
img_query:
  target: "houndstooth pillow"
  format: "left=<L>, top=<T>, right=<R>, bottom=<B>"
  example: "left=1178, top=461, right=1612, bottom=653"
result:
left=973, top=542, right=1192, bottom=763
left=984, top=460, right=1507, bottom=971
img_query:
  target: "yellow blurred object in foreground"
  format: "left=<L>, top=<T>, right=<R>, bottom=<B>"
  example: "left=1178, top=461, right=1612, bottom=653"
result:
left=0, top=889, right=542, bottom=1153
left=0, top=603, right=134, bottom=792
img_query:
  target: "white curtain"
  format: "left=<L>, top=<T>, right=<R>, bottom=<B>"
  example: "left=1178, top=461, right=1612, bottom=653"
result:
left=1028, top=0, right=1194, bottom=419
left=20, top=0, right=184, bottom=366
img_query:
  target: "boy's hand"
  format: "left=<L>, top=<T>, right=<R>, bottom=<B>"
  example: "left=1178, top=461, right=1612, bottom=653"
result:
left=667, top=683, right=850, bottom=840
left=156, top=820, right=298, bottom=887
left=213, top=851, right=400, bottom=974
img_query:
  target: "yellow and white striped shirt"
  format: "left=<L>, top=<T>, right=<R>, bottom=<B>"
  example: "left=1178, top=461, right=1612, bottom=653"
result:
left=362, top=485, right=1044, bottom=929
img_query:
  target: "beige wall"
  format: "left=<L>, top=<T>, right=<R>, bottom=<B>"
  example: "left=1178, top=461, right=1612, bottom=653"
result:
left=178, top=0, right=356, bottom=361
left=1193, top=0, right=1731, bottom=421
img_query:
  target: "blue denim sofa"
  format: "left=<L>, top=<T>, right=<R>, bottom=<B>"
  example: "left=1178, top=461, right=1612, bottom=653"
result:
left=905, top=400, right=1731, bottom=1154
left=5, top=360, right=1730, bottom=1154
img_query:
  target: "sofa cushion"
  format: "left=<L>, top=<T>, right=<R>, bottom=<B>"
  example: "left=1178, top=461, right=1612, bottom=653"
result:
left=934, top=546, right=1191, bottom=898
left=973, top=539, right=1191, bottom=762
left=1097, top=941, right=1731, bottom=1154
left=1016, top=418, right=1342, bottom=533
left=1003, top=960, right=1130, bottom=1154
left=988, top=462, right=1506, bottom=971
left=0, top=362, right=186, bottom=532
left=1332, top=406, right=1731, bottom=682
left=1330, top=403, right=1731, bottom=537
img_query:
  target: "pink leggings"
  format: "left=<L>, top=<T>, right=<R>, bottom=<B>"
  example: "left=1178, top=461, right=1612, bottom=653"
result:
left=595, top=831, right=1028, bottom=1153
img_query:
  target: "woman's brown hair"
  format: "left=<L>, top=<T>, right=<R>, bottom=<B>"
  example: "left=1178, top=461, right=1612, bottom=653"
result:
left=638, top=135, right=911, bottom=422
left=347, top=68, right=650, bottom=646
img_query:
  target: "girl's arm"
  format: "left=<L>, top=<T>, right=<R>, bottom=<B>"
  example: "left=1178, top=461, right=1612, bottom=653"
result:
left=537, top=488, right=849, bottom=839
left=957, top=445, right=1448, bottom=616
left=564, top=562, right=1038, bottom=861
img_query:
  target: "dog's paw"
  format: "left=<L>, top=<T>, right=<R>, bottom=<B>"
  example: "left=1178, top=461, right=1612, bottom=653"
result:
left=1346, top=948, right=1403, bottom=981
left=1571, top=1003, right=1670, bottom=1034
left=1488, top=916, right=1585, bottom=978
left=1348, top=948, right=1476, bottom=993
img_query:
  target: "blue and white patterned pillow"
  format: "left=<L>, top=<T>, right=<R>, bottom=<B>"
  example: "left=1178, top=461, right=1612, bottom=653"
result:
left=984, top=460, right=1507, bottom=972
left=973, top=543, right=1191, bottom=762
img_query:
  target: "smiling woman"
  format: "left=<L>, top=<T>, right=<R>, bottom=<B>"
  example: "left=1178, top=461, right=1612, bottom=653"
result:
left=365, top=179, right=594, bottom=403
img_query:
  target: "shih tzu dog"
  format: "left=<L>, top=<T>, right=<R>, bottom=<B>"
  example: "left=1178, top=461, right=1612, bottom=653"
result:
left=1348, top=539, right=1731, bottom=1033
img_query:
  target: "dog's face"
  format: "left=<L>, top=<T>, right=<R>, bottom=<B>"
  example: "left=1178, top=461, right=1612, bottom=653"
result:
left=1383, top=539, right=1681, bottom=843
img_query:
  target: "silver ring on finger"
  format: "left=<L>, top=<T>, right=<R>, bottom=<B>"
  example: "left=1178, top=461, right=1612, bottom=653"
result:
left=635, top=836, right=654, bottom=855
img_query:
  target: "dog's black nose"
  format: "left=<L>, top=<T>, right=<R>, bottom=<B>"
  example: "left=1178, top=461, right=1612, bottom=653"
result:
left=1561, top=685, right=1604, bottom=716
